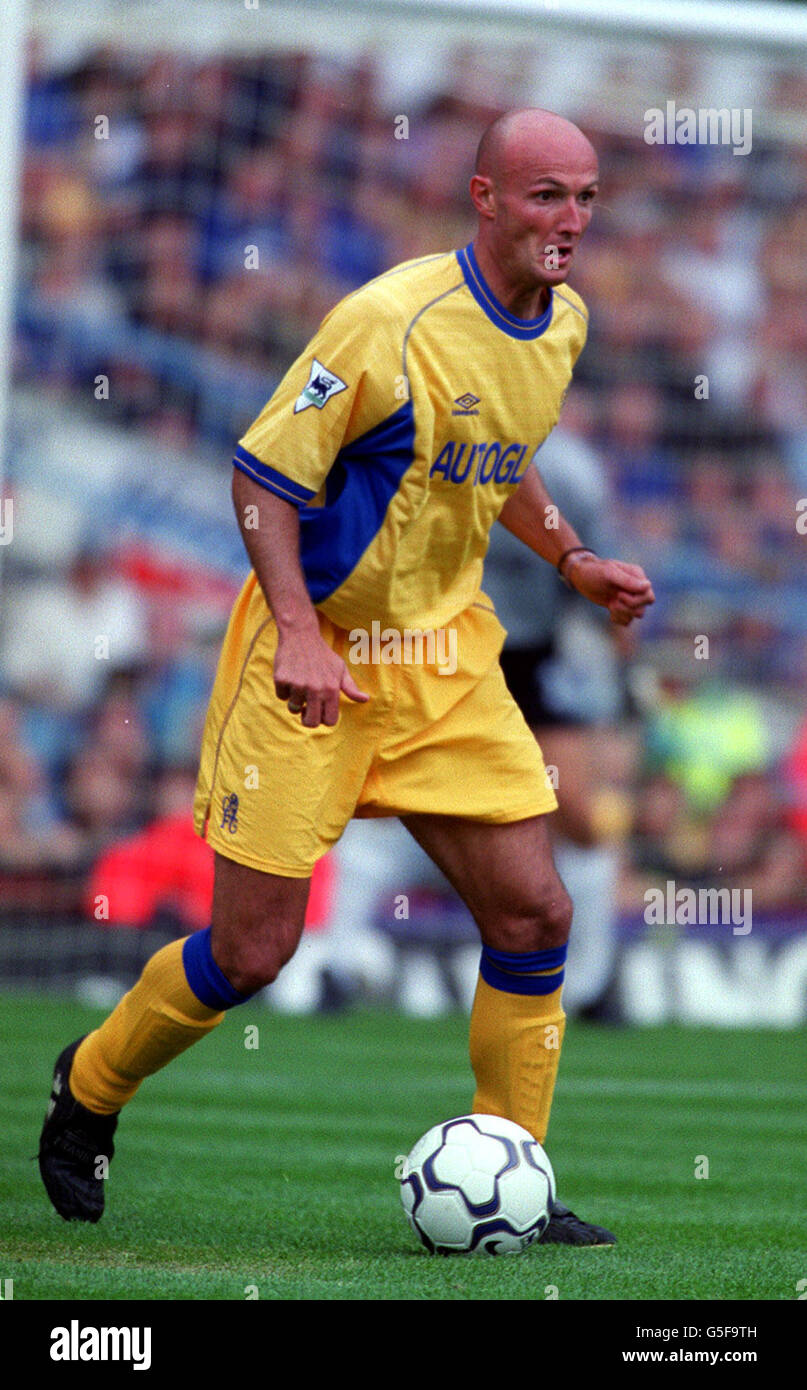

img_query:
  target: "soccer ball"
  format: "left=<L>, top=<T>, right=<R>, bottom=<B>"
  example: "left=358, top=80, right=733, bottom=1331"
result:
left=400, top=1113, right=555, bottom=1255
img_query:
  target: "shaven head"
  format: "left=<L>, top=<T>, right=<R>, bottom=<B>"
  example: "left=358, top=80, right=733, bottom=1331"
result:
left=469, top=107, right=599, bottom=315
left=475, top=108, right=596, bottom=184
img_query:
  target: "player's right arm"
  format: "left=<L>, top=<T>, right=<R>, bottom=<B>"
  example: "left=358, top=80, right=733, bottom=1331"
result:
left=232, top=468, right=368, bottom=728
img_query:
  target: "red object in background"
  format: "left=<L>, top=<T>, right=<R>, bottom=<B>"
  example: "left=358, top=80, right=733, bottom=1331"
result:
left=86, top=815, right=334, bottom=932
left=117, top=543, right=239, bottom=612
left=784, top=718, right=807, bottom=840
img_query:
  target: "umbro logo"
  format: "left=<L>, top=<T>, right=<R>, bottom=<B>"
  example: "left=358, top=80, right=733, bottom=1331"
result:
left=452, top=392, right=480, bottom=416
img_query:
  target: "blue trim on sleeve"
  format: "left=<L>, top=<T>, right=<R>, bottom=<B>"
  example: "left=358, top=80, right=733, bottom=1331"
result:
left=298, top=398, right=416, bottom=603
left=182, top=926, right=253, bottom=1009
left=456, top=244, right=553, bottom=341
left=479, top=943, right=567, bottom=995
left=233, top=445, right=316, bottom=506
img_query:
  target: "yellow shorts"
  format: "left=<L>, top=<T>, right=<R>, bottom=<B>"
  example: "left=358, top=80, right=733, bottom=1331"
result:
left=193, top=575, right=557, bottom=876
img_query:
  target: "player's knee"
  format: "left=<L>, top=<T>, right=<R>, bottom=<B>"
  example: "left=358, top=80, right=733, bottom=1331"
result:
left=219, top=950, right=290, bottom=995
left=485, top=884, right=573, bottom=953
left=213, top=923, right=302, bottom=995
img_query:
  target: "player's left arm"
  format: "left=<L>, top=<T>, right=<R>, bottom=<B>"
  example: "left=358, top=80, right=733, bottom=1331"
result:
left=497, top=463, right=654, bottom=626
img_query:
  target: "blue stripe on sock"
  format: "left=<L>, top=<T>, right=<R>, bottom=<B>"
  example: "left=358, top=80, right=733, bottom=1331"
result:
left=479, top=944, right=567, bottom=995
left=482, top=945, right=568, bottom=974
left=182, top=927, right=253, bottom=1009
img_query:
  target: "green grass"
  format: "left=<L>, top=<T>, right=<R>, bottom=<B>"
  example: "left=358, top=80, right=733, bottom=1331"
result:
left=1, top=992, right=805, bottom=1300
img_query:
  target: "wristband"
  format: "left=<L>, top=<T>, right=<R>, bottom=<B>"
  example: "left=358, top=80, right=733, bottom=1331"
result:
left=557, top=546, right=596, bottom=587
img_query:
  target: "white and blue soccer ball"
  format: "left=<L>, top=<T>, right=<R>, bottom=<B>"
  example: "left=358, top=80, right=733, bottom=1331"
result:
left=400, top=1113, right=555, bottom=1255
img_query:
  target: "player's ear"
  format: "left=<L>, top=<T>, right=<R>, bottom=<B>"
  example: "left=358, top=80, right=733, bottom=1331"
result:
left=469, top=174, right=495, bottom=218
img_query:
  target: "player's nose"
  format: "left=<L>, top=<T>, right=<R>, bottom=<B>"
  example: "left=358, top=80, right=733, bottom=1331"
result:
left=556, top=196, right=584, bottom=236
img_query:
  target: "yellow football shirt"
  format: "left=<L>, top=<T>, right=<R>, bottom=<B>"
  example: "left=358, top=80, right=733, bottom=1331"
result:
left=235, top=244, right=588, bottom=634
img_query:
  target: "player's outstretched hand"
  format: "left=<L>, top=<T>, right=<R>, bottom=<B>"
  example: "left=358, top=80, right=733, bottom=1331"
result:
left=565, top=555, right=655, bottom=626
left=275, top=628, right=369, bottom=727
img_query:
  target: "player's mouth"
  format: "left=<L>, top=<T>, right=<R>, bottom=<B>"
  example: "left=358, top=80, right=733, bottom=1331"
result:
left=539, top=242, right=575, bottom=273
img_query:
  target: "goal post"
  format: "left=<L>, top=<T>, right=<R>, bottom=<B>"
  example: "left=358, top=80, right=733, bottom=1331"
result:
left=0, top=0, right=28, bottom=585
left=24, top=0, right=807, bottom=54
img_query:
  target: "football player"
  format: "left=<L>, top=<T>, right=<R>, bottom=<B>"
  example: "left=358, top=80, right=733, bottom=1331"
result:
left=40, top=108, right=653, bottom=1243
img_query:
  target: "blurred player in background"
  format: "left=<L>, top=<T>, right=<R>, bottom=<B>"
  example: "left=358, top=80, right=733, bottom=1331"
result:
left=484, top=417, right=636, bottom=1020
left=39, top=108, right=653, bottom=1244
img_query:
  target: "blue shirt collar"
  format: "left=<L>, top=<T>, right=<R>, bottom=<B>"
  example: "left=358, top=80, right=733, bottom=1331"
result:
left=456, top=242, right=554, bottom=340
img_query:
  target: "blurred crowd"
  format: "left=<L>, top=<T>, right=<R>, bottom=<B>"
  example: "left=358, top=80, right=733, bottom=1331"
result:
left=0, top=545, right=220, bottom=919
left=4, top=39, right=807, bottom=930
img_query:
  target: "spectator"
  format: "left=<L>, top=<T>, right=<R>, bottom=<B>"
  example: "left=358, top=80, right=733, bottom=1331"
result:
left=646, top=678, right=770, bottom=815
left=85, top=765, right=335, bottom=933
left=1, top=547, right=149, bottom=715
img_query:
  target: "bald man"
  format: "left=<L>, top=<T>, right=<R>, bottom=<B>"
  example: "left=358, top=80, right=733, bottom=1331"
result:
left=40, top=109, right=653, bottom=1245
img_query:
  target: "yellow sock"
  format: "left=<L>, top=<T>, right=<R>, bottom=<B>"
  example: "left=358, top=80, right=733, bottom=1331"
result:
left=469, top=946, right=567, bottom=1144
left=70, top=938, right=225, bottom=1114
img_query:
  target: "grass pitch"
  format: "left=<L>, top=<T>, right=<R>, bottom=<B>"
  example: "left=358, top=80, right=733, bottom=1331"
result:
left=1, top=992, right=804, bottom=1301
